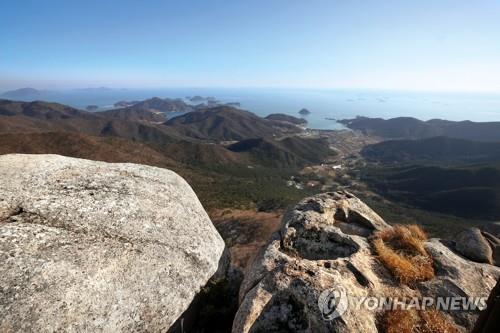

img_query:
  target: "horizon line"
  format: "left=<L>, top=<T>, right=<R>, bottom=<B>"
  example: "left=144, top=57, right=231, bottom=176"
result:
left=2, top=85, right=500, bottom=95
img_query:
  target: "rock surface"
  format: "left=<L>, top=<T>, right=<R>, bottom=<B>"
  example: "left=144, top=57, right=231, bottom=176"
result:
left=233, top=191, right=500, bottom=333
left=482, top=231, right=500, bottom=266
left=454, top=227, right=495, bottom=265
left=0, top=154, right=225, bottom=332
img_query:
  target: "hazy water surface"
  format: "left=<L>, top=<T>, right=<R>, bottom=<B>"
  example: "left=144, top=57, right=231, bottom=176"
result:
left=4, top=88, right=500, bottom=130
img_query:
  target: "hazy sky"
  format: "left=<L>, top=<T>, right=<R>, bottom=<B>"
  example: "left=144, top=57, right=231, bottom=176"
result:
left=1, top=0, right=499, bottom=91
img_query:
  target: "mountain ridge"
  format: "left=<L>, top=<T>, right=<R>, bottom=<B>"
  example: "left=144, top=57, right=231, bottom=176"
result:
left=164, top=105, right=304, bottom=141
left=362, top=136, right=500, bottom=164
left=340, top=116, right=500, bottom=142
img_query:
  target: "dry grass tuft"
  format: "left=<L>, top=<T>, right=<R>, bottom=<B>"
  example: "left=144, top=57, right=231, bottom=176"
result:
left=373, top=224, right=434, bottom=284
left=383, top=309, right=419, bottom=333
left=419, top=310, right=461, bottom=333
left=382, top=309, right=459, bottom=333
left=406, top=224, right=428, bottom=241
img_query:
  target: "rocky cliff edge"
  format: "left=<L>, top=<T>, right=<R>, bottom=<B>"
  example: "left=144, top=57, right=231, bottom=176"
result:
left=0, top=154, right=225, bottom=332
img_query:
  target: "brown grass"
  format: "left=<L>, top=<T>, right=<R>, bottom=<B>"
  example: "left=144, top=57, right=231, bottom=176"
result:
left=419, top=310, right=460, bottom=333
left=373, top=225, right=434, bottom=284
left=382, top=309, right=459, bottom=333
left=406, top=224, right=428, bottom=241
left=383, top=309, right=419, bottom=333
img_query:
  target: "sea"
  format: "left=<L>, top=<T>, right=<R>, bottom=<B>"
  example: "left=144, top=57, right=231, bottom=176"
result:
left=4, top=88, right=500, bottom=130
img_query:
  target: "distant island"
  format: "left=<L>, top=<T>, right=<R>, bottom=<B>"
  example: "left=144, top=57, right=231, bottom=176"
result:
left=114, top=100, right=139, bottom=108
left=86, top=105, right=98, bottom=111
left=1, top=87, right=43, bottom=98
left=188, top=96, right=205, bottom=102
left=187, top=95, right=217, bottom=103
left=184, top=96, right=240, bottom=108
left=299, top=108, right=311, bottom=115
left=99, top=97, right=203, bottom=123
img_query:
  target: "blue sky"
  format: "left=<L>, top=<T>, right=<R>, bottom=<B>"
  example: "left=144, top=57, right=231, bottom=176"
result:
left=1, top=0, right=499, bottom=91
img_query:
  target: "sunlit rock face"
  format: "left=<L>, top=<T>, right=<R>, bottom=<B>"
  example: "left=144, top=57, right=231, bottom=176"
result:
left=233, top=191, right=500, bottom=333
left=0, top=154, right=225, bottom=332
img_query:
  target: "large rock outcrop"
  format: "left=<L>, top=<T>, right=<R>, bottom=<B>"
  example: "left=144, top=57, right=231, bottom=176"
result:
left=233, top=191, right=500, bottom=333
left=0, top=154, right=225, bottom=332
left=454, top=227, right=499, bottom=266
